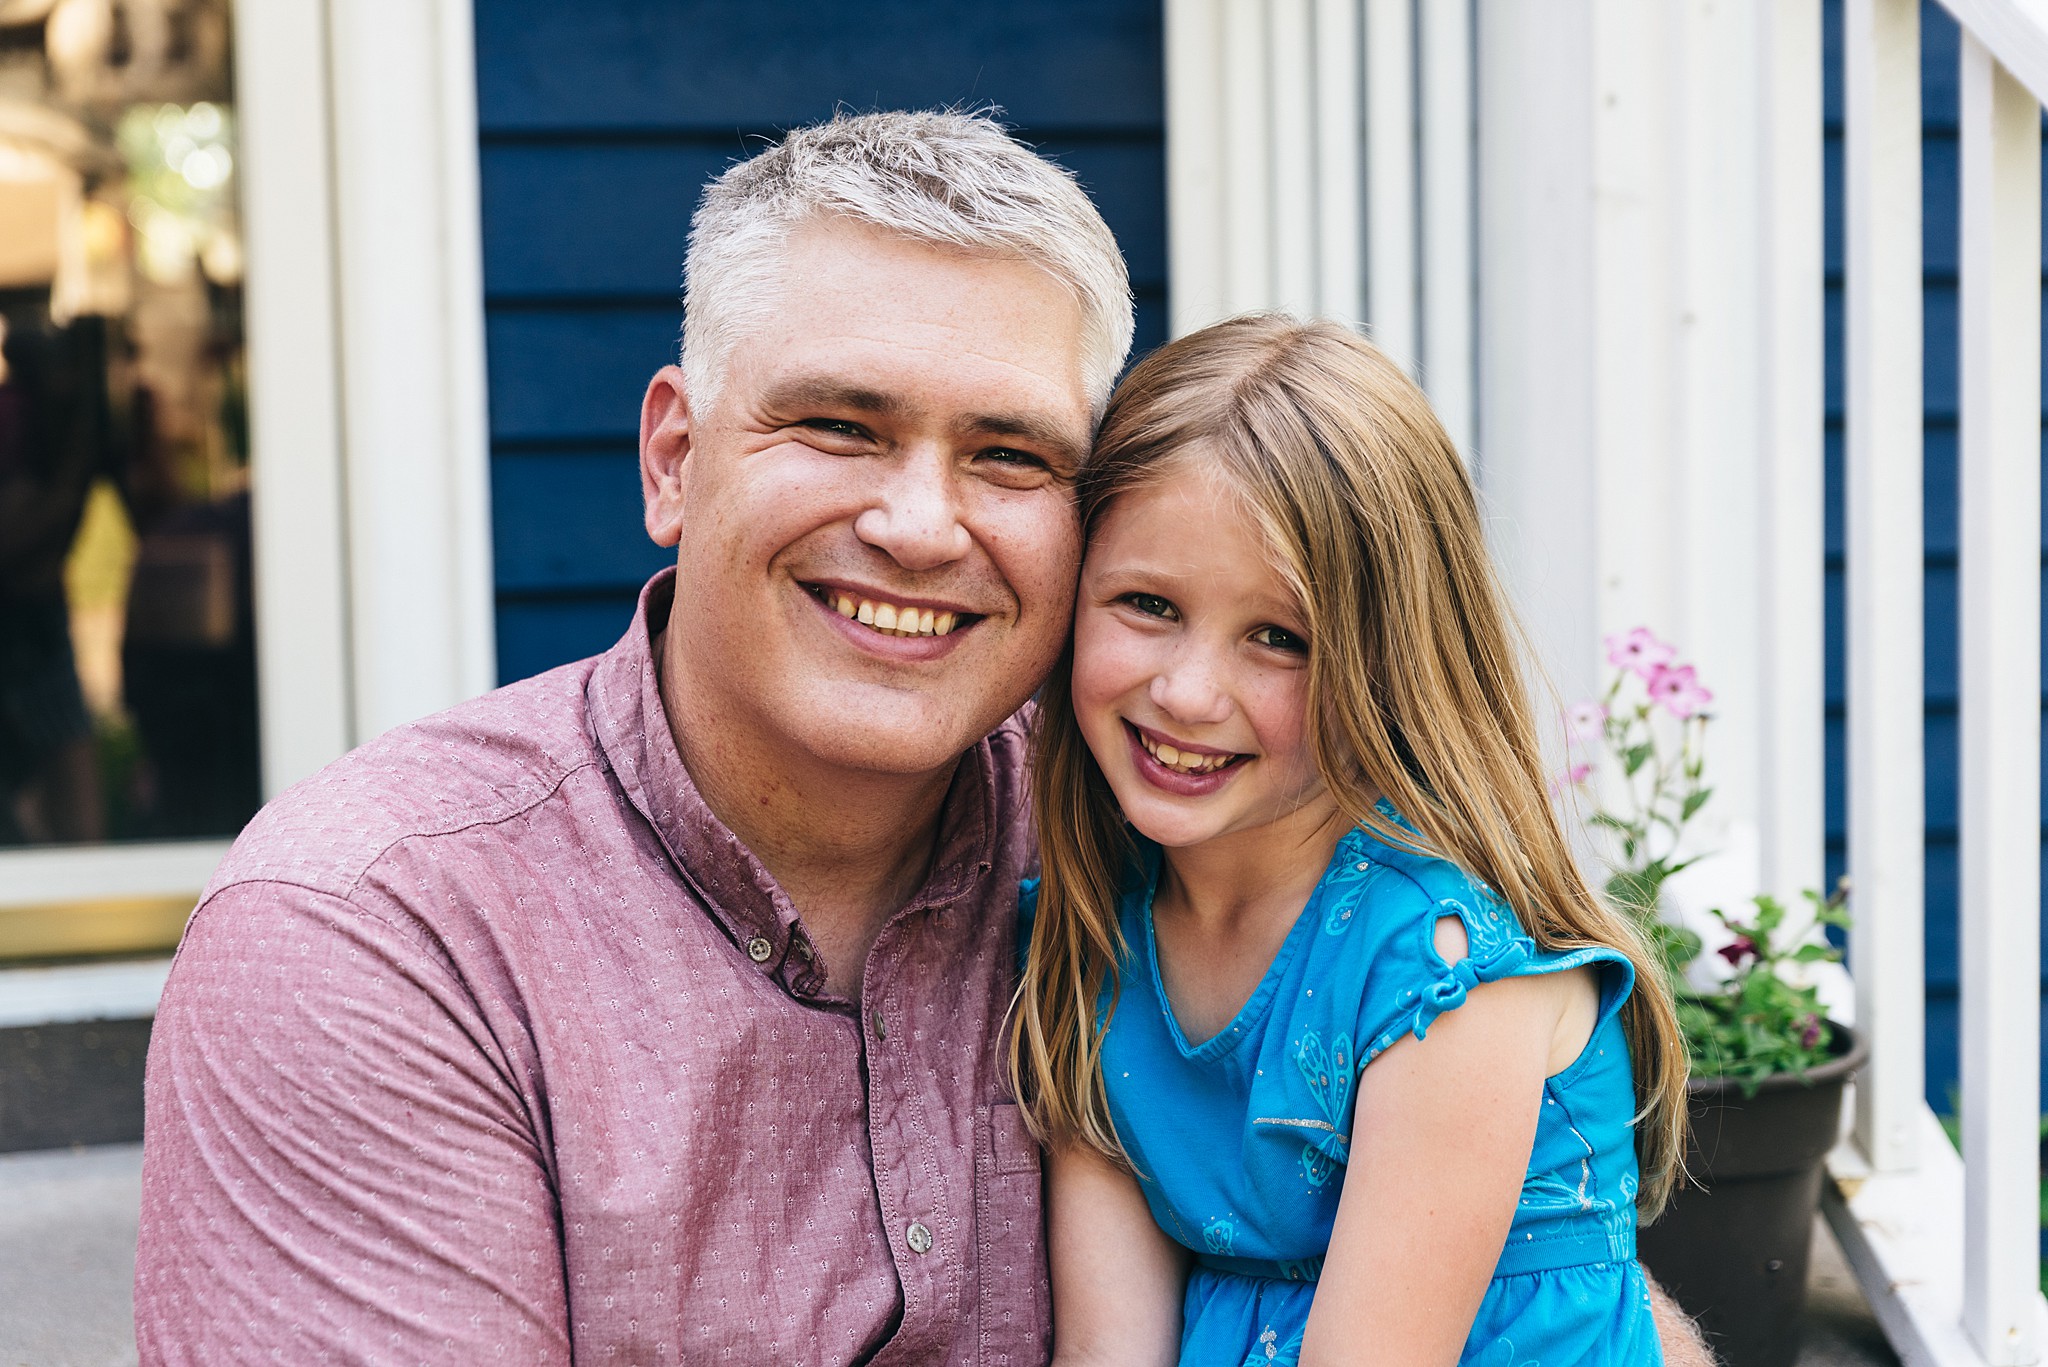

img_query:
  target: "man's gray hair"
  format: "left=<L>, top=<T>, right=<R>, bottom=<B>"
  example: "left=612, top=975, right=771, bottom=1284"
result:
left=682, top=109, right=1135, bottom=419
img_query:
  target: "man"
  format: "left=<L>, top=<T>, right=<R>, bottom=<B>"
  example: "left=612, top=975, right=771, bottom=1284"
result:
left=136, top=111, right=1710, bottom=1364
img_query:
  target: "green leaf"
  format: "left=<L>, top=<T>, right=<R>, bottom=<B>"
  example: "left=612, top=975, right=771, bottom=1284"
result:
left=1680, top=787, right=1714, bottom=820
left=1606, top=869, right=1662, bottom=916
left=1622, top=743, right=1654, bottom=777
left=1791, top=943, right=1840, bottom=964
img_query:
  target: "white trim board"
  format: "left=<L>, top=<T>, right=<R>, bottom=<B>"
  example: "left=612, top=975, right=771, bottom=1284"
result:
left=0, top=842, right=226, bottom=910
left=0, top=960, right=171, bottom=1029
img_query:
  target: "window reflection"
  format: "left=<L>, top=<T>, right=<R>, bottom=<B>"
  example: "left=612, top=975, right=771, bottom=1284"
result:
left=0, top=0, right=255, bottom=847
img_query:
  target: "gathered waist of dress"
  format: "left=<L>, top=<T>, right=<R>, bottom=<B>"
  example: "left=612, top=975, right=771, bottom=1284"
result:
left=1192, top=1221, right=1634, bottom=1286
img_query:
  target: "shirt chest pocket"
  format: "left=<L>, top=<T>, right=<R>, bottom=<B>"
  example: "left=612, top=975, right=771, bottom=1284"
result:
left=972, top=1101, right=1048, bottom=1364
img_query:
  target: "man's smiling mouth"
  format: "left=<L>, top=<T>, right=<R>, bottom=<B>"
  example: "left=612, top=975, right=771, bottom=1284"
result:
left=805, top=585, right=976, bottom=639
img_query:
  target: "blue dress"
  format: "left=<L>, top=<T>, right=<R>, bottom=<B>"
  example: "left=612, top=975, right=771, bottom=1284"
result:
left=1033, top=808, right=1662, bottom=1366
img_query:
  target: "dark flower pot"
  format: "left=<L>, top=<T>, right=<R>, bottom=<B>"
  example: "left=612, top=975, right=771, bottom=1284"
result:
left=1637, top=1023, right=1868, bottom=1367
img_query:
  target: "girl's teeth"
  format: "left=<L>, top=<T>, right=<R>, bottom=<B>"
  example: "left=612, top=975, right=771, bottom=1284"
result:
left=1143, top=734, right=1228, bottom=774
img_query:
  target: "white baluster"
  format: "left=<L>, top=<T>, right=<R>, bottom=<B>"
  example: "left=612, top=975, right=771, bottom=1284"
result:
left=1958, top=31, right=2043, bottom=1365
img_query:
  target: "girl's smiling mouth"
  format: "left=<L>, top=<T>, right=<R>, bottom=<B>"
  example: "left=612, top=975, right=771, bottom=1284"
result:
left=1123, top=720, right=1249, bottom=792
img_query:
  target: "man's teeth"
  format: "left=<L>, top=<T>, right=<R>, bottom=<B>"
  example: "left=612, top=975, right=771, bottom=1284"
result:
left=830, top=592, right=956, bottom=638
left=1138, top=732, right=1234, bottom=774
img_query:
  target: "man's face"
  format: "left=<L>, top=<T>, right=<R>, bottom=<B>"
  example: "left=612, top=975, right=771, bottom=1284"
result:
left=642, top=219, right=1092, bottom=780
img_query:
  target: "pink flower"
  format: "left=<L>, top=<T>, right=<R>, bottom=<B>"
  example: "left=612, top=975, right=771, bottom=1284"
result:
left=1605, top=627, right=1677, bottom=677
left=1646, top=663, right=1714, bottom=719
left=1564, top=700, right=1607, bottom=744
left=1717, top=935, right=1758, bottom=968
left=1548, top=762, right=1593, bottom=797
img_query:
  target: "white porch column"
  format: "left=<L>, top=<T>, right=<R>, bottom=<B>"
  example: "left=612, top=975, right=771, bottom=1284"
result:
left=326, top=0, right=498, bottom=744
left=1475, top=0, right=1824, bottom=919
left=1163, top=0, right=1473, bottom=451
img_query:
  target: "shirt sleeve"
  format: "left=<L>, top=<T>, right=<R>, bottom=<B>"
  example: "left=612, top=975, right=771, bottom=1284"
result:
left=1353, top=861, right=1541, bottom=1068
left=135, top=880, right=570, bottom=1366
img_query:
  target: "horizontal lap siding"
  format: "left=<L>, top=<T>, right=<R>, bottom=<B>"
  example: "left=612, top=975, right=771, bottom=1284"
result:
left=1820, top=0, right=2048, bottom=1106
left=473, top=0, right=1167, bottom=683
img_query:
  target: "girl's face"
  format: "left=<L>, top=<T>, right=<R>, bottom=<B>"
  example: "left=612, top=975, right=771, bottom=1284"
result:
left=1071, top=459, right=1337, bottom=852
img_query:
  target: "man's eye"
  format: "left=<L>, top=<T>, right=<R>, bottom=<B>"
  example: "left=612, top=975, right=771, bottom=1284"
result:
left=1121, top=593, right=1177, bottom=620
left=1252, top=625, right=1308, bottom=653
left=977, top=448, right=1058, bottom=488
left=801, top=419, right=870, bottom=443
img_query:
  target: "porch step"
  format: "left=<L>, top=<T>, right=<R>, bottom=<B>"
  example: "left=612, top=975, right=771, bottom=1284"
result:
left=0, top=1017, right=151, bottom=1154
left=0, top=1143, right=142, bottom=1367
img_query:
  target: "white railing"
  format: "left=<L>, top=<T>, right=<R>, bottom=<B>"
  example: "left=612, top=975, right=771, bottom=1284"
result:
left=1827, top=1, right=2045, bottom=1363
left=1162, top=0, right=2046, bottom=1362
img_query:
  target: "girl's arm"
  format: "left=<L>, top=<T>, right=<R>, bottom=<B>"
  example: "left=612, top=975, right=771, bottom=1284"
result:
left=1297, top=951, right=1567, bottom=1367
left=1047, top=1139, right=1188, bottom=1367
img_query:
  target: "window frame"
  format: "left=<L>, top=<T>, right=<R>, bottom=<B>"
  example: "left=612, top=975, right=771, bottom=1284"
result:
left=0, top=0, right=495, bottom=972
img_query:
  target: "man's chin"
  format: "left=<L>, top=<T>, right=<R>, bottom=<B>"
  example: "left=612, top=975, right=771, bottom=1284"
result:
left=787, top=691, right=1025, bottom=779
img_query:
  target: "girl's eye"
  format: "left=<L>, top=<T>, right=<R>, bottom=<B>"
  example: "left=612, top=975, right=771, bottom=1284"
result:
left=1252, top=625, right=1308, bottom=653
left=1122, top=593, right=1177, bottom=620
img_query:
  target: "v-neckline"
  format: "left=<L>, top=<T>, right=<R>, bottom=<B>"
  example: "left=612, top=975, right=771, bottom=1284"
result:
left=1137, top=835, right=1353, bottom=1062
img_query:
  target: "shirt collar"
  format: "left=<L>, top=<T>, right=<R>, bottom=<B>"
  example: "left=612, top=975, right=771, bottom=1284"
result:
left=588, top=569, right=1000, bottom=997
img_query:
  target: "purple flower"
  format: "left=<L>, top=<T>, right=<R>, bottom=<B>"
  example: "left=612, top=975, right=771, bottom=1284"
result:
left=1799, top=1016, right=1823, bottom=1049
left=1717, top=935, right=1758, bottom=968
left=1564, top=700, right=1607, bottom=744
left=1646, top=663, right=1713, bottom=719
left=1605, top=627, right=1677, bottom=677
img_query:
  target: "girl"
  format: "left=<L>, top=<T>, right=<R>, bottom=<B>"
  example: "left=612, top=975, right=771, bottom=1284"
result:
left=1012, top=316, right=1688, bottom=1366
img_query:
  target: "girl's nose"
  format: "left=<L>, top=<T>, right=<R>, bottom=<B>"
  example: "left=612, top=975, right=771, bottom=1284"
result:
left=1148, top=650, right=1233, bottom=726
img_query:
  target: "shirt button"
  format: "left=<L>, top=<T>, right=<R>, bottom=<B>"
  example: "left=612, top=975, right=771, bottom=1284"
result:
left=746, top=937, right=773, bottom=963
left=906, top=1221, right=933, bottom=1255
left=872, top=1010, right=887, bottom=1041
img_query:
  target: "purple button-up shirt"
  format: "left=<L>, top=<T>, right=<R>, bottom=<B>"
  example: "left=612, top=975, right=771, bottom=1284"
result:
left=135, top=570, right=1048, bottom=1365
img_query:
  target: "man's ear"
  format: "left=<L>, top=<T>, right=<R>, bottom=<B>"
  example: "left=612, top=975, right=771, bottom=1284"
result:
left=640, top=365, right=693, bottom=548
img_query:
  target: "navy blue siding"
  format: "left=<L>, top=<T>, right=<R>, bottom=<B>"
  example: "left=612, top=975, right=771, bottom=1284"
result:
left=1821, top=0, right=2048, bottom=1106
left=474, top=0, right=1167, bottom=683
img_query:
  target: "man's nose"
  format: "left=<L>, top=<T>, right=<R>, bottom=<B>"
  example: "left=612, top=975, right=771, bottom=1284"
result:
left=1148, top=645, right=1233, bottom=726
left=852, top=449, right=972, bottom=570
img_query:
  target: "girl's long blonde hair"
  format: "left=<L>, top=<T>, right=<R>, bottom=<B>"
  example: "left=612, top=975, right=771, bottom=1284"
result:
left=1010, top=314, right=1687, bottom=1217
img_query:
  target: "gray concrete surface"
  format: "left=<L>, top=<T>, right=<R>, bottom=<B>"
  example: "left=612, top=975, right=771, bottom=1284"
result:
left=0, top=1140, right=1902, bottom=1367
left=0, top=1143, right=140, bottom=1367
left=1799, top=1217, right=1901, bottom=1366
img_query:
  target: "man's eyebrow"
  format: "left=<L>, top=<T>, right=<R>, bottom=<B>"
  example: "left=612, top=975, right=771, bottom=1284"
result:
left=758, top=377, right=905, bottom=419
left=955, top=412, right=1088, bottom=469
